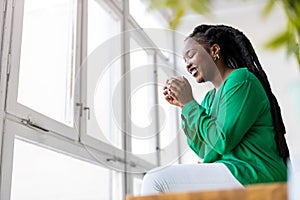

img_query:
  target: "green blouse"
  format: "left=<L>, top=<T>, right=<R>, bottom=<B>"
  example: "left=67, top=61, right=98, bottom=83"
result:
left=181, top=68, right=287, bottom=185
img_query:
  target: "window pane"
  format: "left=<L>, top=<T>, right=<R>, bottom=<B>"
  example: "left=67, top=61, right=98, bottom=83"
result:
left=131, top=84, right=157, bottom=155
left=129, top=0, right=165, bottom=29
left=11, top=139, right=121, bottom=200
left=133, top=176, right=143, bottom=196
left=130, top=39, right=157, bottom=164
left=86, top=0, right=122, bottom=148
left=87, top=0, right=120, bottom=54
left=17, top=0, right=77, bottom=126
left=155, top=64, right=180, bottom=165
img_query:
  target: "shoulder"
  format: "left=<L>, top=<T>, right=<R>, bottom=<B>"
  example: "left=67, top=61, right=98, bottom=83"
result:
left=226, top=68, right=256, bottom=85
left=224, top=68, right=263, bottom=90
left=222, top=68, right=268, bottom=101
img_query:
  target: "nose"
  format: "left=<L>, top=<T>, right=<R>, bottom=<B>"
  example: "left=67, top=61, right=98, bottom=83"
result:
left=185, top=61, right=192, bottom=71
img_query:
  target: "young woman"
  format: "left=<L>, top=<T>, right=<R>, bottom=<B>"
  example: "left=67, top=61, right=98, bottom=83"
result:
left=141, top=24, right=289, bottom=195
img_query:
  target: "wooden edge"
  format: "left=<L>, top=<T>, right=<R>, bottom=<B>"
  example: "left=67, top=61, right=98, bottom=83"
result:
left=126, top=183, right=287, bottom=200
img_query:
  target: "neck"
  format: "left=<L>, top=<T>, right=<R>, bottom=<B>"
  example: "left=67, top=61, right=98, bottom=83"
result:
left=211, top=64, right=235, bottom=90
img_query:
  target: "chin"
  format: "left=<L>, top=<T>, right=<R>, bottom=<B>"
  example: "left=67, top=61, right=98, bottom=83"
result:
left=196, top=76, right=204, bottom=83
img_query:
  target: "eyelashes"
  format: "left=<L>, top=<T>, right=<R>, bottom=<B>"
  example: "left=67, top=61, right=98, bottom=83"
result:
left=187, top=51, right=196, bottom=58
left=183, top=49, right=197, bottom=62
left=188, top=54, right=195, bottom=59
left=184, top=53, right=195, bottom=64
left=187, top=52, right=196, bottom=60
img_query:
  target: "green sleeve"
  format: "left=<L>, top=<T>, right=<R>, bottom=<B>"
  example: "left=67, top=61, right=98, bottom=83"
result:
left=181, top=80, right=266, bottom=155
left=183, top=90, right=212, bottom=158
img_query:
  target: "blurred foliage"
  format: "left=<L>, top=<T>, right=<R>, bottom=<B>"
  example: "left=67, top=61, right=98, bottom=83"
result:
left=149, top=0, right=300, bottom=69
left=149, top=0, right=211, bottom=29
left=263, top=0, right=300, bottom=67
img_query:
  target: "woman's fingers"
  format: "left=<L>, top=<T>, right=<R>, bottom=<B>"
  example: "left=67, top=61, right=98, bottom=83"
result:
left=164, top=77, right=185, bottom=100
left=165, top=75, right=194, bottom=106
left=168, top=79, right=185, bottom=95
left=163, top=88, right=168, bottom=95
left=163, top=87, right=173, bottom=96
left=167, top=78, right=183, bottom=91
left=164, top=76, right=193, bottom=107
left=167, top=77, right=184, bottom=85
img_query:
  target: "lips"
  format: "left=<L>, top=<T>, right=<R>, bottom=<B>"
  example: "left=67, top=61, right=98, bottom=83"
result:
left=188, top=65, right=199, bottom=77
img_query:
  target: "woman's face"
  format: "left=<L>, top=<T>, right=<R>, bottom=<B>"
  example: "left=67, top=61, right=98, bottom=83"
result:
left=182, top=37, right=216, bottom=83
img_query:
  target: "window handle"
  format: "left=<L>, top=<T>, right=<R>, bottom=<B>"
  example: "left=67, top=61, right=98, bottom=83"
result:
left=21, top=118, right=49, bottom=132
left=84, top=107, right=90, bottom=120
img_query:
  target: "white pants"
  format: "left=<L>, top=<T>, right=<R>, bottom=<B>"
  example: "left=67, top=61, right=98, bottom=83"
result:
left=141, top=163, right=243, bottom=195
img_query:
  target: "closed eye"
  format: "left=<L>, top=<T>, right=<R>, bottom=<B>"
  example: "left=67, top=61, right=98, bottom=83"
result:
left=183, top=49, right=196, bottom=62
left=187, top=49, right=196, bottom=59
left=187, top=52, right=195, bottom=59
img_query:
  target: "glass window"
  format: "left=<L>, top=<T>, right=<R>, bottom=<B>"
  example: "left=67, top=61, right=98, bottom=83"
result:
left=129, top=0, right=165, bottom=29
left=17, top=0, right=77, bottom=127
left=85, top=0, right=122, bottom=148
left=156, top=62, right=180, bottom=165
left=130, top=38, right=158, bottom=164
left=133, top=176, right=143, bottom=196
left=87, top=0, right=120, bottom=54
left=11, top=139, right=122, bottom=200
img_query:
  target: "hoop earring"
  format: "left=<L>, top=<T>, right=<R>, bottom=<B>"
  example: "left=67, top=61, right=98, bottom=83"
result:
left=213, top=54, right=219, bottom=62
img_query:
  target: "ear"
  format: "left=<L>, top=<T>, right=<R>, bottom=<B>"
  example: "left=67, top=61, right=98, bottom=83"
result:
left=210, top=44, right=221, bottom=57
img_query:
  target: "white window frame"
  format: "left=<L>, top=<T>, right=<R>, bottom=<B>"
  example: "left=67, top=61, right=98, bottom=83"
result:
left=5, top=0, right=81, bottom=140
left=0, top=0, right=176, bottom=199
left=78, top=0, right=169, bottom=194
left=79, top=0, right=125, bottom=154
left=1, top=117, right=128, bottom=200
left=0, top=0, right=8, bottom=163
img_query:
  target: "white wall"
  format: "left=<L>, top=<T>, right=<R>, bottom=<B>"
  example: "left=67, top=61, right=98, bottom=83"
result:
left=175, top=0, right=300, bottom=163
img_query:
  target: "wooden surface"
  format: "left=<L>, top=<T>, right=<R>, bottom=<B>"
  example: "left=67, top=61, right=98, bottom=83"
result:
left=126, top=183, right=287, bottom=200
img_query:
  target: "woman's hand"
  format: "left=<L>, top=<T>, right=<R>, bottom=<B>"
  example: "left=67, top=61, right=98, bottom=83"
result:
left=163, top=76, right=194, bottom=108
left=163, top=85, right=183, bottom=108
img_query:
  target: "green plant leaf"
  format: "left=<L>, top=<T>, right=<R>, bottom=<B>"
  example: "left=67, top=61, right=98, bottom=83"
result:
left=148, top=0, right=178, bottom=10
left=164, top=0, right=180, bottom=7
left=261, top=0, right=275, bottom=18
left=287, top=43, right=298, bottom=55
left=189, top=0, right=210, bottom=15
left=265, top=30, right=291, bottom=49
left=169, top=7, right=185, bottom=29
left=148, top=1, right=166, bottom=10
